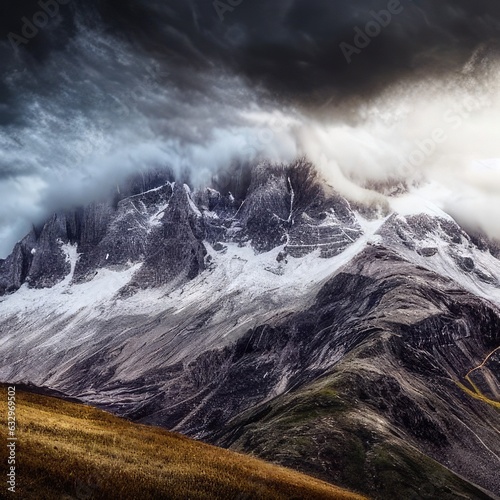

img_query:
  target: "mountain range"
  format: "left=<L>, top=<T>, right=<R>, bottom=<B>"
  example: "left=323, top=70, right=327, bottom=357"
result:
left=0, top=160, right=499, bottom=499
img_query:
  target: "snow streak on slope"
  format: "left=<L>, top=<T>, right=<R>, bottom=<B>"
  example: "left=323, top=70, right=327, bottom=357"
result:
left=0, top=212, right=384, bottom=388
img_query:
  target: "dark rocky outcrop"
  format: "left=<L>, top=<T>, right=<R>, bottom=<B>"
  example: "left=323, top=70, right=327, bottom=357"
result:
left=0, top=231, right=36, bottom=295
left=131, top=183, right=207, bottom=288
left=25, top=214, right=71, bottom=288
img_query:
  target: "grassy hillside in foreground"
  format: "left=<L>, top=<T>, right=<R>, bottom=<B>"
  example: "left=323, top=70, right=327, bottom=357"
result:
left=0, top=386, right=367, bottom=500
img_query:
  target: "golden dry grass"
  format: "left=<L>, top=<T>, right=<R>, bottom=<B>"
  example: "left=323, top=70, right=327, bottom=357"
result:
left=0, top=386, right=368, bottom=499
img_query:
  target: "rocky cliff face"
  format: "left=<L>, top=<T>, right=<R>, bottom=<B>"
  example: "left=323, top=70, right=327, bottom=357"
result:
left=211, top=247, right=500, bottom=498
left=0, top=161, right=365, bottom=296
left=0, top=161, right=499, bottom=499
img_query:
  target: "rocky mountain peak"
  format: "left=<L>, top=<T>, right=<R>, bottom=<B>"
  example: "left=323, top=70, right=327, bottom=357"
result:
left=0, top=160, right=352, bottom=295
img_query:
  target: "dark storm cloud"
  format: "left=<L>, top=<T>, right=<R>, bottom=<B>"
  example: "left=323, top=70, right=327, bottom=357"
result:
left=81, top=0, right=500, bottom=104
left=2, top=0, right=500, bottom=106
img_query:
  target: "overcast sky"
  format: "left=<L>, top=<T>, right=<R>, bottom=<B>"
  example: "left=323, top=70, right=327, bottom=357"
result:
left=1, top=0, right=500, bottom=256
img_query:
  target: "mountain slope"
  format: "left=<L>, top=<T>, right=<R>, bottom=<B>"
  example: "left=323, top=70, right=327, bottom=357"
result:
left=0, top=385, right=366, bottom=500
left=212, top=246, right=500, bottom=499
